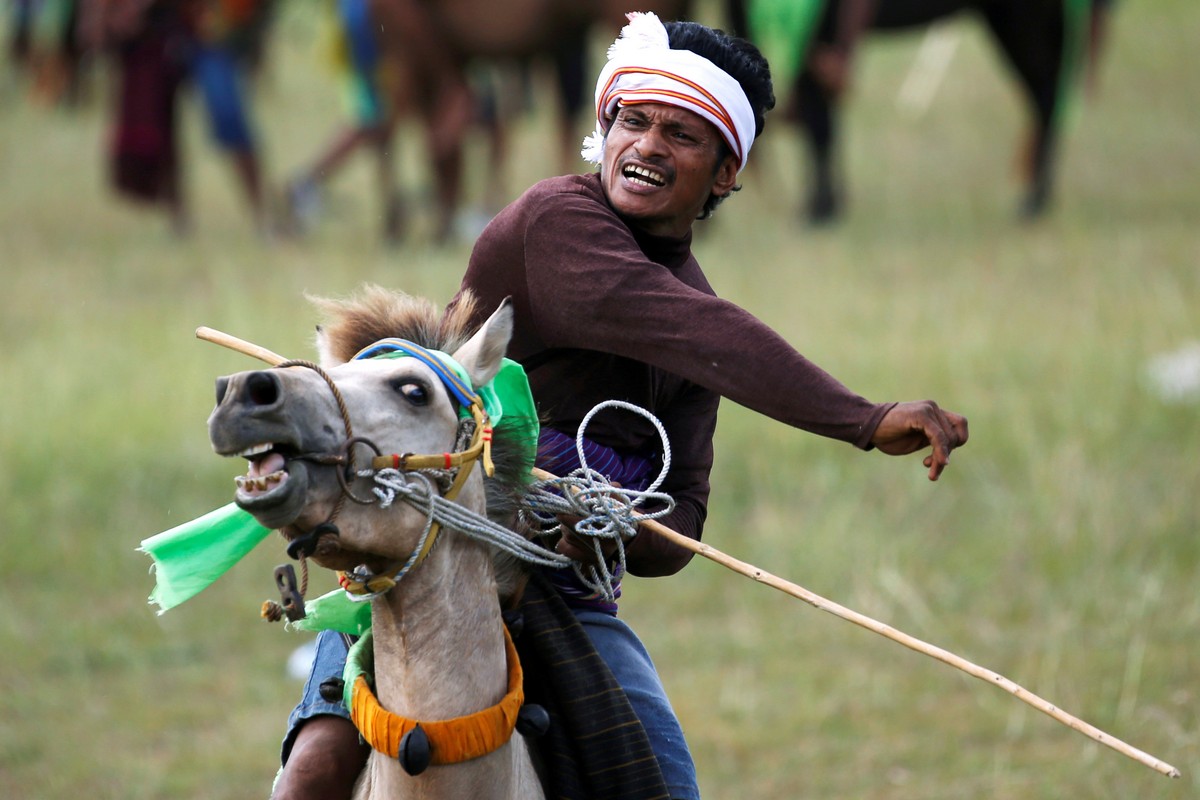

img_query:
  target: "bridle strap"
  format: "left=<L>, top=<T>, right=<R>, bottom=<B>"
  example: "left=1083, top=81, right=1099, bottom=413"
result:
left=369, top=402, right=495, bottom=479
left=336, top=382, right=496, bottom=595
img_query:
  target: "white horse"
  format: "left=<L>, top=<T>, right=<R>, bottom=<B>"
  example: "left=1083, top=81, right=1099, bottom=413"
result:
left=208, top=287, right=546, bottom=799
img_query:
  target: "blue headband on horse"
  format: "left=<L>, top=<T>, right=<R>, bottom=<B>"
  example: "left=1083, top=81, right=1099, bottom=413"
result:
left=353, top=338, right=483, bottom=411
left=352, top=337, right=521, bottom=433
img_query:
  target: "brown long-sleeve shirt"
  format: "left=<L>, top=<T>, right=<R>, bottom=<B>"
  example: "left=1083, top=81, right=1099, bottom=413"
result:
left=459, top=173, right=894, bottom=575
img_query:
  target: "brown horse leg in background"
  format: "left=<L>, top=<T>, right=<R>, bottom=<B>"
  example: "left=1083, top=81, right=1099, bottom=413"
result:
left=795, top=0, right=1090, bottom=223
left=978, top=0, right=1070, bottom=219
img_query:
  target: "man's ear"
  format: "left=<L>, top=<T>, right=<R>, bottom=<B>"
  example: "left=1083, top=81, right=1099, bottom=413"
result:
left=712, top=152, right=739, bottom=197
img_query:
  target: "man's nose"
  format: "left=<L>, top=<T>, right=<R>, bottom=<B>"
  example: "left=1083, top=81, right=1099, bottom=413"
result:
left=632, top=123, right=670, bottom=157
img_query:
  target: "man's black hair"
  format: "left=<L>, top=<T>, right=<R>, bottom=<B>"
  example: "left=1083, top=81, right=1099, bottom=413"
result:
left=663, top=21, right=776, bottom=219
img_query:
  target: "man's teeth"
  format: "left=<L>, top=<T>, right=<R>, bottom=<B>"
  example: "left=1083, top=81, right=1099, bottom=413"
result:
left=237, top=443, right=274, bottom=458
left=625, top=165, right=665, bottom=186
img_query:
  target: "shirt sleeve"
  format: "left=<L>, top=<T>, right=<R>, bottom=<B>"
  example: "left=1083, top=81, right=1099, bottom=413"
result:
left=521, top=191, right=893, bottom=449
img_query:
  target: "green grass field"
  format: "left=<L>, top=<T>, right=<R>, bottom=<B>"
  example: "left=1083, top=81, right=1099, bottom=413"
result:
left=1, top=2, right=1197, bottom=798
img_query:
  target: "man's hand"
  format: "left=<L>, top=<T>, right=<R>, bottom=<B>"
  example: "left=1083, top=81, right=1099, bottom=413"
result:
left=555, top=525, right=622, bottom=566
left=552, top=481, right=627, bottom=567
left=870, top=401, right=969, bottom=481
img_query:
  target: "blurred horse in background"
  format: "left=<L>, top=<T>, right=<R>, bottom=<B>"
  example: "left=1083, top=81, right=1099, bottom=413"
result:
left=339, top=0, right=691, bottom=243
left=746, top=0, right=1112, bottom=224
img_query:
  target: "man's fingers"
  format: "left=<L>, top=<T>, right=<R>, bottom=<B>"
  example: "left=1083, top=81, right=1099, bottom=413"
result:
left=872, top=401, right=968, bottom=477
left=555, top=528, right=619, bottom=566
left=923, top=407, right=969, bottom=480
left=924, top=426, right=950, bottom=481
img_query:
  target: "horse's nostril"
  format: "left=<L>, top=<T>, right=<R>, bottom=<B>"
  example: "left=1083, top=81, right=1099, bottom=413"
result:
left=215, top=376, right=230, bottom=406
left=245, top=371, right=280, bottom=407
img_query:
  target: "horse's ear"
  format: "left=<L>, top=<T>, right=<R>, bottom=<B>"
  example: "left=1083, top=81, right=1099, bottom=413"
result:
left=315, top=324, right=346, bottom=368
left=452, top=298, right=513, bottom=389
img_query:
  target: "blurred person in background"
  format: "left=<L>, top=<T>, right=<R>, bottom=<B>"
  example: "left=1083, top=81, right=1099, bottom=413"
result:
left=79, top=0, right=275, bottom=236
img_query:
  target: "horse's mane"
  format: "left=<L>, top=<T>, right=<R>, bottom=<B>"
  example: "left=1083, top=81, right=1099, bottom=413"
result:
left=309, top=284, right=536, bottom=601
left=309, top=283, right=483, bottom=365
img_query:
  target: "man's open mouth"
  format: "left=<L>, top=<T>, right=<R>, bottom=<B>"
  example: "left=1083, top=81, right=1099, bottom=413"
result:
left=623, top=164, right=666, bottom=187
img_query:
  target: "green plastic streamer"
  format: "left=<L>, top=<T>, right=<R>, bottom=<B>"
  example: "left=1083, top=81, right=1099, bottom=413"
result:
left=139, top=503, right=271, bottom=613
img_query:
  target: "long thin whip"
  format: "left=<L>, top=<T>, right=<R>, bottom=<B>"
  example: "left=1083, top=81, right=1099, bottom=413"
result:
left=533, top=468, right=1180, bottom=779
left=197, top=325, right=1181, bottom=779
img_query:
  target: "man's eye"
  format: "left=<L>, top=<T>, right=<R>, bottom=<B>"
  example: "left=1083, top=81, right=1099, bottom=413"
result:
left=393, top=381, right=429, bottom=406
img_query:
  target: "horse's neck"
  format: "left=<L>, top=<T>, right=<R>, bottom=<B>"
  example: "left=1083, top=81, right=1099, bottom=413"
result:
left=370, top=537, right=508, bottom=719
left=361, top=517, right=542, bottom=799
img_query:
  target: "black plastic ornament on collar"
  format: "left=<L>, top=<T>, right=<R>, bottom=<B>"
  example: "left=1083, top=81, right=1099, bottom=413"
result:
left=398, top=724, right=432, bottom=775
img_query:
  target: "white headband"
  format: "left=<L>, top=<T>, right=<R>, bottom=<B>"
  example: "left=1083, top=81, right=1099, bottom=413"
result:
left=581, top=12, right=757, bottom=172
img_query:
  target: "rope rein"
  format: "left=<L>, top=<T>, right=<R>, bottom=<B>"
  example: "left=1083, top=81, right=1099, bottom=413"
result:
left=519, top=401, right=676, bottom=602
left=259, top=349, right=673, bottom=609
left=332, top=402, right=676, bottom=605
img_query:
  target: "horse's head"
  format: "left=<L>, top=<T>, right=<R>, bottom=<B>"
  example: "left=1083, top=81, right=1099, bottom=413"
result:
left=207, top=289, right=514, bottom=574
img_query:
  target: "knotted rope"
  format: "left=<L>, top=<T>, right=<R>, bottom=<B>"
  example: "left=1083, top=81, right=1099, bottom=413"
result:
left=519, top=400, right=676, bottom=601
left=364, top=469, right=573, bottom=577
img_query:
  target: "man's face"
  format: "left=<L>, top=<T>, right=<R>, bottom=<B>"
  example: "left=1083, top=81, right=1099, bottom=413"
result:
left=600, top=103, right=739, bottom=238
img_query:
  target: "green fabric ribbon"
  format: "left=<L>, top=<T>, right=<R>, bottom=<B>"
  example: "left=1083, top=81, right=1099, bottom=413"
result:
left=139, top=503, right=271, bottom=613
left=343, top=626, right=375, bottom=708
left=290, top=588, right=373, bottom=635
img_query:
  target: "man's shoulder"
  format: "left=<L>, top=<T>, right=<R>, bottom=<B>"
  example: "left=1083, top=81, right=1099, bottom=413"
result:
left=516, top=173, right=606, bottom=212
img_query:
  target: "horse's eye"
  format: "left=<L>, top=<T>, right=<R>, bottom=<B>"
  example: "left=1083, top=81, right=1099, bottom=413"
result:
left=393, top=381, right=429, bottom=406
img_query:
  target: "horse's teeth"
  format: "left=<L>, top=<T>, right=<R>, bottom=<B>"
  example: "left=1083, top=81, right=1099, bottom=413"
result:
left=237, top=443, right=273, bottom=458
left=236, top=471, right=286, bottom=492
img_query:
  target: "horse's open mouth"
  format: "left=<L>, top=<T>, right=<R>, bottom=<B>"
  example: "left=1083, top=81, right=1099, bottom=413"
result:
left=234, top=442, right=290, bottom=499
left=220, top=442, right=309, bottom=528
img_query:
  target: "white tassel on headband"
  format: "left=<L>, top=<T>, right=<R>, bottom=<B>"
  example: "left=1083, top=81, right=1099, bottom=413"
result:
left=581, top=12, right=757, bottom=171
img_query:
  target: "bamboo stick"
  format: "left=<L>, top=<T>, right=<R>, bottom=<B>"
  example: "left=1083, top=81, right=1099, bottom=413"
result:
left=196, top=326, right=287, bottom=367
left=536, top=465, right=1180, bottom=779
left=197, top=326, right=1180, bottom=778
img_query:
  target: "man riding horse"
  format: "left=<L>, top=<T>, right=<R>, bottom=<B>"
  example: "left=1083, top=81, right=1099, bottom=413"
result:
left=277, top=12, right=968, bottom=799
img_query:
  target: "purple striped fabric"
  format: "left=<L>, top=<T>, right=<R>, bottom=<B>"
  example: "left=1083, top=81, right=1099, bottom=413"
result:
left=536, top=428, right=655, bottom=492
left=536, top=428, right=658, bottom=614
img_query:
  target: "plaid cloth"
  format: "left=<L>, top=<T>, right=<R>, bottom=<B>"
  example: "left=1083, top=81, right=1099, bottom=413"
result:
left=514, top=571, right=670, bottom=800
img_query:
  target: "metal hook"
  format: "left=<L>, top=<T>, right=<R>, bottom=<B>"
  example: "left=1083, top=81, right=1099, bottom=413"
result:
left=273, top=564, right=307, bottom=621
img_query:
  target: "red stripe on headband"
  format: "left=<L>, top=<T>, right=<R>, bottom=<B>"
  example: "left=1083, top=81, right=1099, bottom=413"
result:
left=608, top=66, right=733, bottom=127
left=611, top=90, right=743, bottom=158
left=598, top=66, right=744, bottom=161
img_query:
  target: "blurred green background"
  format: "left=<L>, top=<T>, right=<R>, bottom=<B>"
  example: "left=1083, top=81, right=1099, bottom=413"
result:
left=1, top=1, right=1196, bottom=797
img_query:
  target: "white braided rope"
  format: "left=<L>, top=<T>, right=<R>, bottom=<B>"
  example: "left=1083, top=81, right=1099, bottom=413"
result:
left=520, top=401, right=676, bottom=602
left=370, top=468, right=573, bottom=570
left=345, top=401, right=673, bottom=603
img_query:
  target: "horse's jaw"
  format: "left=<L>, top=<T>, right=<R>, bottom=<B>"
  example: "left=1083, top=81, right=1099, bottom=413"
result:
left=208, top=371, right=338, bottom=530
